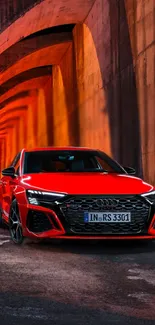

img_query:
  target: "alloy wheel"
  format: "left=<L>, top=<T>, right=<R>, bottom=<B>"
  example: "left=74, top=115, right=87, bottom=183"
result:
left=9, top=200, right=24, bottom=244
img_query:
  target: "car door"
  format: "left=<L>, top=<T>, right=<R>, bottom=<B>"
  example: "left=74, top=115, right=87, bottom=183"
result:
left=1, top=153, right=21, bottom=222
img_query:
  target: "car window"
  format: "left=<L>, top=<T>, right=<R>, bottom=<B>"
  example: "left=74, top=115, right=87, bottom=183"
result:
left=23, top=150, right=125, bottom=174
left=95, top=156, right=114, bottom=172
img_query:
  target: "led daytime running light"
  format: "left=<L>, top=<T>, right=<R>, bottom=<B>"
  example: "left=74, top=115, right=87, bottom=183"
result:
left=141, top=190, right=155, bottom=197
left=27, top=190, right=66, bottom=197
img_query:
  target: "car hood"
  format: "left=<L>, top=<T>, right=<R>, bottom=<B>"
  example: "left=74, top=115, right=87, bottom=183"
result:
left=20, top=172, right=154, bottom=195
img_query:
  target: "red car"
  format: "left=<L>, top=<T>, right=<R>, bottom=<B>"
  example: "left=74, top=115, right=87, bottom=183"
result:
left=0, top=146, right=155, bottom=244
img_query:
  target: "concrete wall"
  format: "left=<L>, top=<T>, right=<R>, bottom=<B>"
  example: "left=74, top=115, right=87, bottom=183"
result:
left=73, top=0, right=142, bottom=174
left=125, top=0, right=155, bottom=183
left=73, top=23, right=112, bottom=155
left=52, top=43, right=78, bottom=146
left=0, top=0, right=154, bottom=185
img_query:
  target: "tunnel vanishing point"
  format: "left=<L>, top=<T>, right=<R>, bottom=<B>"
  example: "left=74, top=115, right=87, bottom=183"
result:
left=0, top=0, right=154, bottom=184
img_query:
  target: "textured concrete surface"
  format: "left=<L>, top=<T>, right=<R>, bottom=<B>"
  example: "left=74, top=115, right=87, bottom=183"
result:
left=0, top=228, right=155, bottom=324
left=0, top=0, right=154, bottom=184
left=0, top=0, right=95, bottom=53
left=125, top=0, right=155, bottom=183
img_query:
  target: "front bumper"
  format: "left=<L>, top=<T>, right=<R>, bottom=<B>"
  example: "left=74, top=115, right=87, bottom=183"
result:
left=19, top=194, right=155, bottom=239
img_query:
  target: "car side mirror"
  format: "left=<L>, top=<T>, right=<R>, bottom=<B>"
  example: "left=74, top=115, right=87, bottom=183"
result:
left=123, top=166, right=136, bottom=175
left=2, top=167, right=16, bottom=178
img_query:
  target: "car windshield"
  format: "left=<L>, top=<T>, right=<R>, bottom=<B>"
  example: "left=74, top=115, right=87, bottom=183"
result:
left=23, top=150, right=125, bottom=174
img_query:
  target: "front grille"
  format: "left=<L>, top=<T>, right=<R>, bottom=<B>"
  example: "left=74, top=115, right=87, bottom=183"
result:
left=61, top=195, right=150, bottom=235
left=27, top=210, right=52, bottom=233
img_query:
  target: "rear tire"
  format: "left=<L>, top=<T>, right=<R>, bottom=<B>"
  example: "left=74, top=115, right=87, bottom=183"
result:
left=9, top=199, right=24, bottom=245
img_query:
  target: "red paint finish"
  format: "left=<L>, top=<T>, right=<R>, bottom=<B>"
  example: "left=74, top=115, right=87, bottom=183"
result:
left=0, top=147, right=155, bottom=241
left=20, top=173, right=153, bottom=195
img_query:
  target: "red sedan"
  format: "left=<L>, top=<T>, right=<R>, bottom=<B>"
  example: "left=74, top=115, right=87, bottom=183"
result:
left=0, top=147, right=155, bottom=244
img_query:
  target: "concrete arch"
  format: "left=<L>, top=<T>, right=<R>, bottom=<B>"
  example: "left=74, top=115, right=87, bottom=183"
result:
left=0, top=84, right=54, bottom=153
left=0, top=108, right=28, bottom=159
left=0, top=43, right=70, bottom=87
left=0, top=76, right=50, bottom=105
left=0, top=21, right=113, bottom=156
left=0, top=28, right=73, bottom=73
left=0, top=1, right=111, bottom=155
left=0, top=0, right=154, bottom=185
left=0, top=66, right=52, bottom=97
left=0, top=120, right=20, bottom=166
left=0, top=0, right=95, bottom=54
left=0, top=94, right=43, bottom=150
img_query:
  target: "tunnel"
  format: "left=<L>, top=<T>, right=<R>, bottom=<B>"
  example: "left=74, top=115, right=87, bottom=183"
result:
left=0, top=0, right=155, bottom=184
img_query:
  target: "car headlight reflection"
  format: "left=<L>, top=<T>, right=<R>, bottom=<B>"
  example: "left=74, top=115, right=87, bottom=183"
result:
left=26, top=190, right=67, bottom=205
left=141, top=190, right=155, bottom=205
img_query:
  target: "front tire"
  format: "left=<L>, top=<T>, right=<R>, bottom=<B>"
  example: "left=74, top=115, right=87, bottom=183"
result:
left=9, top=199, right=24, bottom=244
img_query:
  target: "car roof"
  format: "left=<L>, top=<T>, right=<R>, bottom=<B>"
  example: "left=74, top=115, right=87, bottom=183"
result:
left=23, top=146, right=99, bottom=153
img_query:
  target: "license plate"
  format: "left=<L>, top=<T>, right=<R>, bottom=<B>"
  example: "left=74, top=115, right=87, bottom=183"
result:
left=84, top=212, right=131, bottom=223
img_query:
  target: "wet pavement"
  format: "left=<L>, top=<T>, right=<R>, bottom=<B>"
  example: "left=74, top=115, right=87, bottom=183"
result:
left=0, top=228, right=155, bottom=324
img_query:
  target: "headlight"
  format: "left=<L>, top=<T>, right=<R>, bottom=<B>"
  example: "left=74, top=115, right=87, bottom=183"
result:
left=141, top=190, right=155, bottom=205
left=26, top=189, right=67, bottom=205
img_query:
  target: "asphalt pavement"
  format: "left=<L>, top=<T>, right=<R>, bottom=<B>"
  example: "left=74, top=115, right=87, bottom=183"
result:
left=0, top=229, right=155, bottom=324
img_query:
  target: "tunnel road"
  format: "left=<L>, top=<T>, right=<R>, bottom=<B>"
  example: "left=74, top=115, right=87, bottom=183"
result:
left=0, top=228, right=155, bottom=324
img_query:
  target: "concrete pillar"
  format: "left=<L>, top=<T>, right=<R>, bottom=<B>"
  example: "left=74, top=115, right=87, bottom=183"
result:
left=52, top=43, right=78, bottom=147
left=73, top=22, right=112, bottom=155
left=52, top=65, right=70, bottom=146
left=125, top=0, right=155, bottom=183
left=59, top=44, right=79, bottom=146
left=37, top=88, right=48, bottom=147
left=6, top=127, right=13, bottom=166
left=27, top=104, right=37, bottom=149
left=0, top=138, right=5, bottom=171
left=18, top=109, right=28, bottom=151
left=42, top=76, right=53, bottom=146
left=12, top=123, right=18, bottom=158
left=72, top=0, right=142, bottom=178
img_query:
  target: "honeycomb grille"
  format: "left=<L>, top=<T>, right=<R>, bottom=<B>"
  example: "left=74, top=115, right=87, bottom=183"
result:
left=27, top=210, right=52, bottom=233
left=61, top=195, right=150, bottom=235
